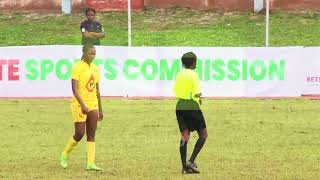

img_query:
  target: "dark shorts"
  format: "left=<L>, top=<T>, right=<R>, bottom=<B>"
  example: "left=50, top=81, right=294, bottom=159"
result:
left=175, top=99, right=207, bottom=132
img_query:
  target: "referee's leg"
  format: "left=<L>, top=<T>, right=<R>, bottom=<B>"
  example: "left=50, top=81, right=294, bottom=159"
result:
left=180, top=129, right=190, bottom=169
left=190, top=128, right=207, bottom=163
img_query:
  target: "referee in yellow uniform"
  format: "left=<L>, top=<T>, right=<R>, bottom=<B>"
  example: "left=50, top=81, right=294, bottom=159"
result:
left=60, top=44, right=103, bottom=171
left=174, top=52, right=208, bottom=174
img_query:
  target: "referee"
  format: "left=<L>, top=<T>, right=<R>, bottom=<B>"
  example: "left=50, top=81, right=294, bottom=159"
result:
left=174, top=52, right=208, bottom=174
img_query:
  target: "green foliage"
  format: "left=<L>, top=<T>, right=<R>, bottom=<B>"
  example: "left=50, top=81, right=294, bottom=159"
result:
left=0, top=9, right=319, bottom=47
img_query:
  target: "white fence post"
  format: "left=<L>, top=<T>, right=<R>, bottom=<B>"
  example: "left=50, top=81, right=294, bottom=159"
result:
left=266, top=0, right=270, bottom=47
left=128, top=0, right=132, bottom=47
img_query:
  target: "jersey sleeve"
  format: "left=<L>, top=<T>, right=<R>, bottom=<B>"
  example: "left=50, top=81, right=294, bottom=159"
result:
left=97, top=22, right=104, bottom=32
left=71, top=64, right=80, bottom=81
left=80, top=22, right=87, bottom=32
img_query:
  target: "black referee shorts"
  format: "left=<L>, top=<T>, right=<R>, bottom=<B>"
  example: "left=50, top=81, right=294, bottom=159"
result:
left=175, top=99, right=207, bottom=132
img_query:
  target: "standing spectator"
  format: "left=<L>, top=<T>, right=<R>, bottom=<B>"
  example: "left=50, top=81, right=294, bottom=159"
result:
left=80, top=8, right=105, bottom=45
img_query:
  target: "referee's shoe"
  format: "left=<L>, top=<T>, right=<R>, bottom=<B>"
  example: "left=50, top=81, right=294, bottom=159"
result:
left=187, top=160, right=200, bottom=174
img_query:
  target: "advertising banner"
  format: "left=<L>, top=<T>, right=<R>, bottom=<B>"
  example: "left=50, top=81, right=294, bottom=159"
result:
left=0, top=46, right=317, bottom=98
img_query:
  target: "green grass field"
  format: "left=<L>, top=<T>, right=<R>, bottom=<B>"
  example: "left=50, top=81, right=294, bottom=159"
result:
left=0, top=8, right=319, bottom=46
left=1, top=99, right=320, bottom=179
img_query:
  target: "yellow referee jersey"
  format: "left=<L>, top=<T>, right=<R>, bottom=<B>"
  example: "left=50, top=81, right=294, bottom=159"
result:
left=174, top=68, right=200, bottom=103
left=71, top=60, right=100, bottom=102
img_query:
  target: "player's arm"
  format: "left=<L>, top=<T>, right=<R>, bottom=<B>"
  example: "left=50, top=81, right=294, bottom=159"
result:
left=72, top=79, right=88, bottom=114
left=96, top=83, right=103, bottom=121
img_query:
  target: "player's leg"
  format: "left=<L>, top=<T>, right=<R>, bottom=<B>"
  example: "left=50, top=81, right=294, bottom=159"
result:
left=86, top=109, right=101, bottom=171
left=60, top=122, right=86, bottom=168
left=73, top=122, right=87, bottom=141
left=60, top=103, right=87, bottom=168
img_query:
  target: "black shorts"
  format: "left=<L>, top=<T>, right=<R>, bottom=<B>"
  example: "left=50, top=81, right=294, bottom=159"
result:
left=175, top=99, right=207, bottom=132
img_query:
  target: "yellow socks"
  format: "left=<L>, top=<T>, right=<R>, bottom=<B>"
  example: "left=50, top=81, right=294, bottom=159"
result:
left=63, top=137, right=78, bottom=156
left=87, top=141, right=96, bottom=164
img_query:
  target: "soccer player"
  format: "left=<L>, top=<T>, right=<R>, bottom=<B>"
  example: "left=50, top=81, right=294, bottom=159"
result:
left=60, top=44, right=103, bottom=171
left=174, top=52, right=208, bottom=174
left=80, top=8, right=105, bottom=45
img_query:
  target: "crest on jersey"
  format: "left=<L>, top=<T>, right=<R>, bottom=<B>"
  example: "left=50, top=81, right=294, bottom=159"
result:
left=86, top=74, right=95, bottom=92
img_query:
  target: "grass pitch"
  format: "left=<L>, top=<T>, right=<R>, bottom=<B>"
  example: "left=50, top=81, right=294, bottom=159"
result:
left=1, top=98, right=320, bottom=179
